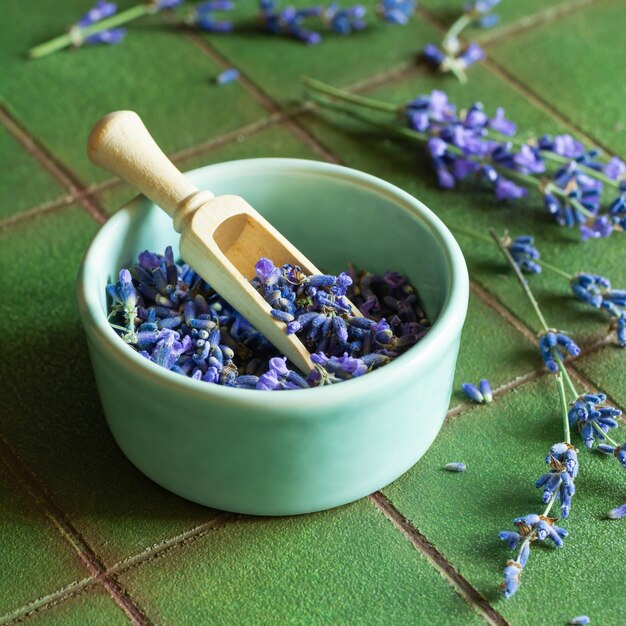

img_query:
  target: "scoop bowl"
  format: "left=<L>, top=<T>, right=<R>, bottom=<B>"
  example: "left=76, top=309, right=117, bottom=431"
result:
left=76, top=158, right=469, bottom=515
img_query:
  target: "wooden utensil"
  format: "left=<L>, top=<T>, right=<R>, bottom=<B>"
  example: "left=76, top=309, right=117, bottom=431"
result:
left=88, top=110, right=361, bottom=374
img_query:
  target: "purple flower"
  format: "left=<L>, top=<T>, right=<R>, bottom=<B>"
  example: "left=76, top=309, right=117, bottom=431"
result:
left=506, top=235, right=541, bottom=274
left=603, top=156, right=626, bottom=181
left=570, top=273, right=610, bottom=309
left=512, top=145, right=545, bottom=176
left=536, top=443, right=578, bottom=517
left=462, top=382, right=484, bottom=403
left=607, top=503, right=626, bottom=519
left=538, top=134, right=585, bottom=159
left=479, top=379, right=493, bottom=403
left=193, top=0, right=235, bottom=32
left=501, top=560, right=522, bottom=599
left=216, top=68, right=239, bottom=84
left=495, top=177, right=527, bottom=200
left=323, top=3, right=367, bottom=34
left=538, top=331, right=580, bottom=372
left=458, top=43, right=485, bottom=68
left=423, top=43, right=446, bottom=66
left=444, top=462, right=466, bottom=472
left=568, top=393, right=621, bottom=449
left=377, top=0, right=415, bottom=24
left=153, top=0, right=184, bottom=9
left=596, top=441, right=626, bottom=468
left=75, top=1, right=126, bottom=46
left=580, top=216, right=613, bottom=240
left=568, top=617, right=590, bottom=625
left=489, top=107, right=516, bottom=136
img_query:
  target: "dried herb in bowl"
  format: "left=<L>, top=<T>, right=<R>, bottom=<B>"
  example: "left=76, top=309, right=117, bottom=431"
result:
left=106, top=247, right=431, bottom=390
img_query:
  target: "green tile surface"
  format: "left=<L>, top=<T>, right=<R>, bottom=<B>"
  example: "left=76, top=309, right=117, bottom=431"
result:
left=451, top=293, right=536, bottom=406
left=0, top=459, right=86, bottom=617
left=118, top=499, right=483, bottom=625
left=489, top=0, right=626, bottom=156
left=0, top=207, right=220, bottom=567
left=300, top=65, right=626, bottom=345
left=575, top=345, right=626, bottom=408
left=384, top=376, right=625, bottom=625
left=24, top=588, right=128, bottom=626
left=1, top=0, right=266, bottom=185
left=97, top=122, right=318, bottom=213
left=0, top=127, right=66, bottom=220
left=1, top=0, right=624, bottom=621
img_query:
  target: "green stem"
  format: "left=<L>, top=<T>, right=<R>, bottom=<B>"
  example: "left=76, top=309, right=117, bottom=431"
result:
left=28, top=4, right=152, bottom=59
left=451, top=224, right=574, bottom=280
left=443, top=13, right=473, bottom=50
left=489, top=228, right=550, bottom=332
left=448, top=224, right=493, bottom=245
left=302, top=77, right=398, bottom=114
left=308, top=93, right=432, bottom=144
left=592, top=420, right=619, bottom=447
left=537, top=260, right=573, bottom=280
left=556, top=373, right=571, bottom=444
left=555, top=357, right=579, bottom=401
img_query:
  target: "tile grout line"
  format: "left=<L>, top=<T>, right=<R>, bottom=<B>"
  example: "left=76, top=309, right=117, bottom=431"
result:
left=0, top=515, right=236, bottom=626
left=476, top=0, right=600, bottom=47
left=0, top=434, right=151, bottom=626
left=183, top=31, right=342, bottom=164
left=369, top=492, right=509, bottom=626
left=0, top=106, right=107, bottom=225
left=0, top=194, right=76, bottom=231
left=0, top=578, right=97, bottom=626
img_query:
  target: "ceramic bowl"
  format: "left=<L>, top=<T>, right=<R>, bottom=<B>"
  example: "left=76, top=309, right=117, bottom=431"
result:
left=77, top=158, right=469, bottom=515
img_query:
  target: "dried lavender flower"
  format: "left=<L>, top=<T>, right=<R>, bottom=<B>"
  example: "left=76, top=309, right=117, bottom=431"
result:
left=107, top=248, right=430, bottom=391
left=444, top=462, right=466, bottom=472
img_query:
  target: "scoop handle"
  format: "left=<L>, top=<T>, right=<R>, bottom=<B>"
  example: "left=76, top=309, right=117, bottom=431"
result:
left=87, top=111, right=214, bottom=232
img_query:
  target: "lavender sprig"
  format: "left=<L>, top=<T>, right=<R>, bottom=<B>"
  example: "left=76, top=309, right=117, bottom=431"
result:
left=489, top=229, right=624, bottom=599
left=422, top=0, right=500, bottom=83
left=304, top=79, right=626, bottom=241
left=28, top=0, right=184, bottom=58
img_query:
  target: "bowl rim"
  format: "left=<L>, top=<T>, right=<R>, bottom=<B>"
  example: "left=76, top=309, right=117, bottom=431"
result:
left=77, top=157, right=469, bottom=410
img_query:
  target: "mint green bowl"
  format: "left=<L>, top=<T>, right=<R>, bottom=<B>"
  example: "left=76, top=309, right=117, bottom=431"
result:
left=77, top=158, right=469, bottom=515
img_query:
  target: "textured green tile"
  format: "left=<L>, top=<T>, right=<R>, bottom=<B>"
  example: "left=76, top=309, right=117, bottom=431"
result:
left=97, top=122, right=317, bottom=213
left=0, top=126, right=66, bottom=220
left=1, top=0, right=266, bottom=185
left=300, top=65, right=626, bottom=345
left=207, top=1, right=439, bottom=106
left=451, top=293, right=536, bottom=406
left=384, top=376, right=625, bottom=624
left=420, top=0, right=568, bottom=40
left=25, top=588, right=128, bottom=626
left=0, top=460, right=85, bottom=616
left=575, top=345, right=626, bottom=408
left=490, top=0, right=626, bottom=157
left=118, top=498, right=483, bottom=625
left=0, top=207, right=219, bottom=566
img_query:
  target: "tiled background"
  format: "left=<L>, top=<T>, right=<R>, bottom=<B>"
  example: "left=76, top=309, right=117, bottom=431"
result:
left=1, top=0, right=624, bottom=624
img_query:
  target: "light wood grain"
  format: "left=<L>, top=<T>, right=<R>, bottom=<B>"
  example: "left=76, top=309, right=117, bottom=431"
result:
left=88, top=111, right=359, bottom=374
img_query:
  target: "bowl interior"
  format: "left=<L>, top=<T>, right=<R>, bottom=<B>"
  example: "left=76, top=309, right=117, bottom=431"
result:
left=89, top=159, right=455, bottom=332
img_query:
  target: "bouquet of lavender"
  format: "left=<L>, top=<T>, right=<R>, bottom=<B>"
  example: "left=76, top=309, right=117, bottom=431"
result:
left=304, top=78, right=626, bottom=241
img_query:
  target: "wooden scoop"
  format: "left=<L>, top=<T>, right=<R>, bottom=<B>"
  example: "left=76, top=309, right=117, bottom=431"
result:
left=88, top=111, right=361, bottom=374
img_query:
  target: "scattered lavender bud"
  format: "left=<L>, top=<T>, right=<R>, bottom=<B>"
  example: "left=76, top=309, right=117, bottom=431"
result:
left=376, top=0, right=415, bottom=24
left=568, top=617, right=590, bottom=625
left=444, top=462, right=466, bottom=472
left=215, top=68, right=239, bottom=85
left=607, top=503, right=626, bottom=519
left=479, top=378, right=493, bottom=403
left=462, top=382, right=484, bottom=403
